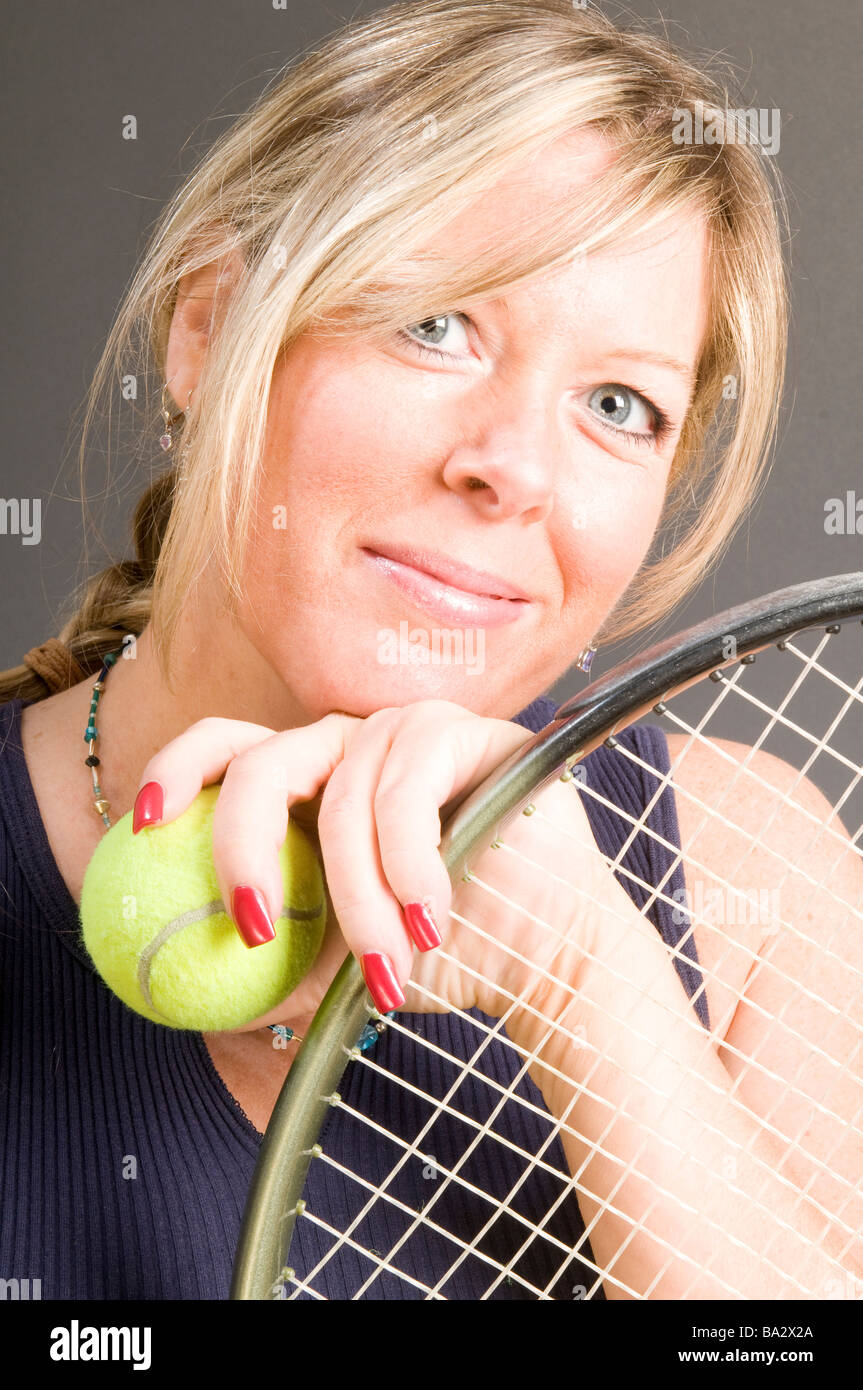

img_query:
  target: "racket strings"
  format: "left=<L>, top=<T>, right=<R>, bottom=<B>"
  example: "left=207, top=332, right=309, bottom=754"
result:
left=601, top=651, right=863, bottom=1171
left=387, top=1005, right=809, bottom=1301
left=348, top=1040, right=590, bottom=1300
left=288, top=946, right=861, bottom=1297
left=285, top=915, right=860, bottom=1300
left=293, top=1035, right=732, bottom=1301
left=410, top=955, right=863, bottom=1259
left=285, top=989, right=850, bottom=1301
left=486, top=818, right=863, bottom=1125
left=289, top=911, right=860, bottom=1297
left=362, top=1015, right=724, bottom=1304
left=288, top=1007, right=589, bottom=1300
left=530, top=789, right=863, bottom=1051
left=573, top=656, right=863, bottom=987
left=550, top=657, right=863, bottom=1238
left=453, top=808, right=863, bottom=1267
left=281, top=626, right=863, bottom=1299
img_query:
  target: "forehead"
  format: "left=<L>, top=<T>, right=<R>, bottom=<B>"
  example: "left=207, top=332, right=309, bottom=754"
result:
left=442, top=126, right=618, bottom=252
left=420, top=127, right=711, bottom=369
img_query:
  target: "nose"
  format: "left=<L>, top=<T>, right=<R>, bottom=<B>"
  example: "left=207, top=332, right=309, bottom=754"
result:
left=440, top=380, right=562, bottom=524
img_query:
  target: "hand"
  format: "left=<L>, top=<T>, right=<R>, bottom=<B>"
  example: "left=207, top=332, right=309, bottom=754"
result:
left=132, top=701, right=607, bottom=1026
left=129, top=703, right=863, bottom=1300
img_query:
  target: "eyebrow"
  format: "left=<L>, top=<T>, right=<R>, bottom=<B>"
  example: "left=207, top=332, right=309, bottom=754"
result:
left=602, top=349, right=696, bottom=388
left=487, top=297, right=697, bottom=388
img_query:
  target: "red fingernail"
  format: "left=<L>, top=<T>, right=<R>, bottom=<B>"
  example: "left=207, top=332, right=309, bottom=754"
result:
left=231, top=886, right=277, bottom=948
left=404, top=902, right=441, bottom=952
left=360, top=952, right=405, bottom=1013
left=132, top=781, right=164, bottom=834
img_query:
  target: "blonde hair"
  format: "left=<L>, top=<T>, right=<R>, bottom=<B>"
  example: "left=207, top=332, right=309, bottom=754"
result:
left=5, top=0, right=788, bottom=704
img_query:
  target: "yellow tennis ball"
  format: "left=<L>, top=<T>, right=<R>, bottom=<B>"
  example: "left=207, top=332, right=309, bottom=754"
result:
left=79, top=784, right=327, bottom=1031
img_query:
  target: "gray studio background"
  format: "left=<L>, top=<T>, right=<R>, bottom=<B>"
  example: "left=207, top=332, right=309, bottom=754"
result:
left=2, top=0, right=861, bottom=803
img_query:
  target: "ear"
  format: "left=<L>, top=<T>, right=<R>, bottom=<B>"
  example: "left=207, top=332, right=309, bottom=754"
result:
left=163, top=247, right=245, bottom=414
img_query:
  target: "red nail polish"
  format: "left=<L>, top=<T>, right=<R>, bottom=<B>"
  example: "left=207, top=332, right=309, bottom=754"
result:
left=132, top=781, right=164, bottom=834
left=360, top=952, right=405, bottom=1013
left=231, top=886, right=277, bottom=948
left=404, top=902, right=441, bottom=952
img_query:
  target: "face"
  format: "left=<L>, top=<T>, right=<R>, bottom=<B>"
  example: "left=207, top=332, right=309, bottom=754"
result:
left=235, top=129, right=710, bottom=721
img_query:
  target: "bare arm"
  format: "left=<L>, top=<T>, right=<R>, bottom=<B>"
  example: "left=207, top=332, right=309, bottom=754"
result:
left=509, top=871, right=861, bottom=1299
left=490, top=744, right=863, bottom=1300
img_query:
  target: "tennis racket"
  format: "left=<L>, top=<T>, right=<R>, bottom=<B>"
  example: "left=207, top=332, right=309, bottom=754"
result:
left=230, top=572, right=863, bottom=1300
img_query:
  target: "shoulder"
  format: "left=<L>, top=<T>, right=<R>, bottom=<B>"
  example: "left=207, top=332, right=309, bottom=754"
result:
left=664, top=733, right=863, bottom=1037
left=665, top=731, right=842, bottom=878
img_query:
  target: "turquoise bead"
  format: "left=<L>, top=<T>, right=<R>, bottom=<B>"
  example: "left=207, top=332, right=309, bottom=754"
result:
left=357, top=1012, right=396, bottom=1051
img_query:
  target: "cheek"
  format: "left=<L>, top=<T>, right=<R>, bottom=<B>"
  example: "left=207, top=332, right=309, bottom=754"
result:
left=258, top=353, right=429, bottom=539
left=553, top=466, right=668, bottom=612
left=237, top=356, right=426, bottom=628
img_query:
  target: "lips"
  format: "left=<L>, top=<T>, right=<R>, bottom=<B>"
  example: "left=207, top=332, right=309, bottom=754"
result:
left=361, top=544, right=530, bottom=629
left=361, top=544, right=529, bottom=600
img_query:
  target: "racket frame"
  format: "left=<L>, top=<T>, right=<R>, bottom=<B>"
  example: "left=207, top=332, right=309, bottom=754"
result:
left=230, top=570, right=863, bottom=1300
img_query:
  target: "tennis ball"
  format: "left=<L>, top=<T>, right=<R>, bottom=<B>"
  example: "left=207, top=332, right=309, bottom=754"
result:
left=79, top=784, right=327, bottom=1031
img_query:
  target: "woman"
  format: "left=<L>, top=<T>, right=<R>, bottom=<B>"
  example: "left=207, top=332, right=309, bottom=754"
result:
left=1, top=0, right=860, bottom=1300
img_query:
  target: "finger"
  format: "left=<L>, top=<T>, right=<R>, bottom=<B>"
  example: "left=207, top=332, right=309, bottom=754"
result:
left=317, top=704, right=533, bottom=1010
left=131, top=717, right=279, bottom=832
left=373, top=707, right=532, bottom=947
left=207, top=716, right=363, bottom=948
left=378, top=699, right=535, bottom=819
left=131, top=713, right=360, bottom=832
left=315, top=710, right=412, bottom=1007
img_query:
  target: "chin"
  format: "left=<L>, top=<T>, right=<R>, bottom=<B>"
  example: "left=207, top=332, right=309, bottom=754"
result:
left=280, top=622, right=549, bottom=722
left=329, top=668, right=497, bottom=717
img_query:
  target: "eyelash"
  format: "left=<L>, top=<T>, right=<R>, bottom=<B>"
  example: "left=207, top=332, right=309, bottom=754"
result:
left=394, top=323, right=673, bottom=449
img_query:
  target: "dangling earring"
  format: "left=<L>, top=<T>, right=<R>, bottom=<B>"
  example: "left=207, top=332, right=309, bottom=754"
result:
left=159, top=383, right=193, bottom=452
left=576, top=642, right=597, bottom=674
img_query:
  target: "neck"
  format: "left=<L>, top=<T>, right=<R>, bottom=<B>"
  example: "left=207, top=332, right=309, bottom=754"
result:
left=60, top=584, right=315, bottom=829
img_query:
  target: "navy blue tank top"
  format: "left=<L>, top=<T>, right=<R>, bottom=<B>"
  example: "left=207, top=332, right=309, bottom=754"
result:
left=0, top=693, right=706, bottom=1299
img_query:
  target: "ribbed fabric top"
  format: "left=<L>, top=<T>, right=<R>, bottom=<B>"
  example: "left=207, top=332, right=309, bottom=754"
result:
left=0, top=693, right=705, bottom=1300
